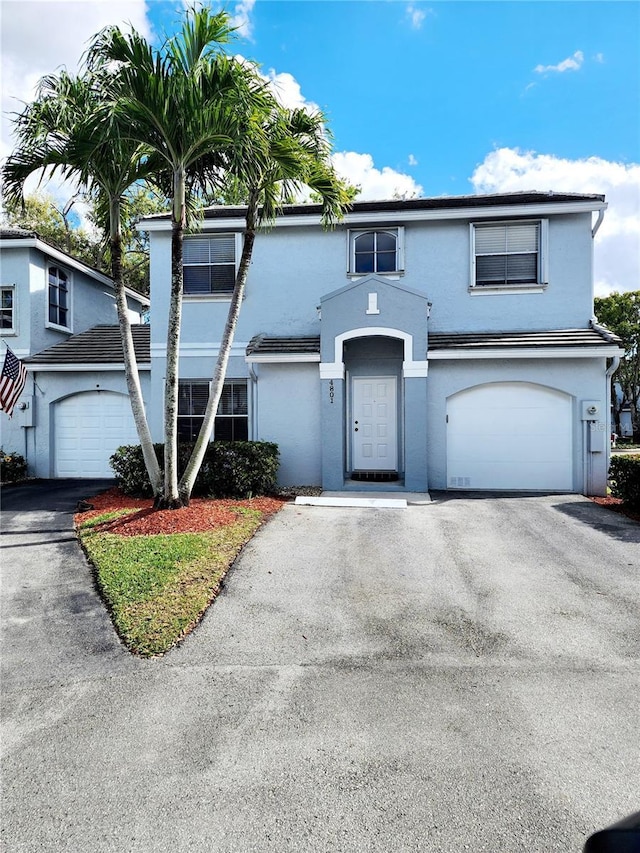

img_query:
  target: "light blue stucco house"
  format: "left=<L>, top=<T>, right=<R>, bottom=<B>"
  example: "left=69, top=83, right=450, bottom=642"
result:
left=0, top=228, right=149, bottom=476
left=139, top=191, right=623, bottom=496
left=2, top=192, right=624, bottom=495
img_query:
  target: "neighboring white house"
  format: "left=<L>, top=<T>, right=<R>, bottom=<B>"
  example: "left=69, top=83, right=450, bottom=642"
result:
left=0, top=229, right=149, bottom=477
left=2, top=193, right=624, bottom=495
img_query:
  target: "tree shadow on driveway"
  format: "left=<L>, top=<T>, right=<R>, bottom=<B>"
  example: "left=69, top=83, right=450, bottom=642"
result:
left=551, top=498, right=640, bottom=544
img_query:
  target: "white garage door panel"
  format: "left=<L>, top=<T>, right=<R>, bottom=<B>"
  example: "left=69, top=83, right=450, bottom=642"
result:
left=447, top=382, right=573, bottom=491
left=54, top=391, right=138, bottom=478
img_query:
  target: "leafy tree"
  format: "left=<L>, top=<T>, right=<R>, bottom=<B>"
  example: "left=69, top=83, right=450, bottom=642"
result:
left=4, top=5, right=349, bottom=508
left=3, top=68, right=163, bottom=496
left=88, top=6, right=269, bottom=507
left=2, top=191, right=103, bottom=270
left=594, top=290, right=640, bottom=440
left=179, top=105, right=351, bottom=500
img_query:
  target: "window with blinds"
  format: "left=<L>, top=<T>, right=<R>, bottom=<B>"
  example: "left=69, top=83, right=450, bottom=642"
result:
left=183, top=234, right=237, bottom=295
left=473, top=221, right=541, bottom=287
left=177, top=380, right=248, bottom=442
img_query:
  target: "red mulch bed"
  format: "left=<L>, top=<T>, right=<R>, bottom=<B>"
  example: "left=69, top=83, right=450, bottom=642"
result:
left=590, top=495, right=640, bottom=524
left=77, top=487, right=286, bottom=536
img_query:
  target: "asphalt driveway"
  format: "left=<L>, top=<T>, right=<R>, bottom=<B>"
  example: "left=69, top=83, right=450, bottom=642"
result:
left=1, top=482, right=639, bottom=852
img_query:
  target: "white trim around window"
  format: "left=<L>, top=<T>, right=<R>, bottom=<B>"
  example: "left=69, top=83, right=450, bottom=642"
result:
left=183, top=232, right=242, bottom=298
left=347, top=227, right=404, bottom=277
left=1, top=285, right=16, bottom=335
left=469, top=219, right=548, bottom=294
left=45, top=263, right=72, bottom=331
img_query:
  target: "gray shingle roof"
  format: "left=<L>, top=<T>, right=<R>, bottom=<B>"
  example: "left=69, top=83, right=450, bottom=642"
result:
left=25, top=325, right=150, bottom=365
left=247, top=335, right=321, bottom=355
left=428, top=327, right=622, bottom=350
left=142, top=191, right=606, bottom=223
left=246, top=326, right=621, bottom=357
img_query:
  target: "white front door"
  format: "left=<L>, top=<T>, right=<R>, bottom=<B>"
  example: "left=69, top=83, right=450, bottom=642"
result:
left=352, top=376, right=397, bottom=471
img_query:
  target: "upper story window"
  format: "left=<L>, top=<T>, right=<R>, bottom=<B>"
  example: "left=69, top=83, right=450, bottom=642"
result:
left=183, top=234, right=238, bottom=296
left=349, top=228, right=404, bottom=275
left=1, top=286, right=16, bottom=334
left=471, top=220, right=548, bottom=291
left=48, top=265, right=70, bottom=328
left=177, top=379, right=248, bottom=443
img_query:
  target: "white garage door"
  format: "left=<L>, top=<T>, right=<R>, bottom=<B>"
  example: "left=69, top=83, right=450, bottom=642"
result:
left=54, top=391, right=138, bottom=478
left=446, top=382, right=573, bottom=491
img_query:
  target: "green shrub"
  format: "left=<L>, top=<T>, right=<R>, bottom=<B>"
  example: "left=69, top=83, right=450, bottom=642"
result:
left=609, top=454, right=640, bottom=509
left=0, top=449, right=27, bottom=483
left=110, top=441, right=280, bottom=499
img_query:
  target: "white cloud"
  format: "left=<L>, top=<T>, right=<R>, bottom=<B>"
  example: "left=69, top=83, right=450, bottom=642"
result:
left=534, top=50, right=584, bottom=74
left=262, top=67, right=321, bottom=113
left=594, top=52, right=605, bottom=64
left=332, top=152, right=422, bottom=200
left=470, top=147, right=640, bottom=296
left=406, top=3, right=428, bottom=30
left=408, top=154, right=418, bottom=167
left=1, top=0, right=152, bottom=157
left=230, top=0, right=256, bottom=40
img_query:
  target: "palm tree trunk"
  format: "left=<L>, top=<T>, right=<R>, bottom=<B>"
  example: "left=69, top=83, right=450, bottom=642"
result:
left=109, top=198, right=162, bottom=498
left=178, top=193, right=258, bottom=503
left=159, top=168, right=187, bottom=508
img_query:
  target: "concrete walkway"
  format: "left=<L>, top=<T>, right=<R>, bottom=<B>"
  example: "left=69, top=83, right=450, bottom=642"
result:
left=1, top=482, right=639, bottom=852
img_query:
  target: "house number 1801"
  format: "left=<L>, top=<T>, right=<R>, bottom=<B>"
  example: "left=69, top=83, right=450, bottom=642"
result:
left=329, top=379, right=334, bottom=404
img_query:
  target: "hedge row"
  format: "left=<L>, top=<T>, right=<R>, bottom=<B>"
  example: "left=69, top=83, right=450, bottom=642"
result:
left=110, top=441, right=279, bottom=499
left=609, top=454, right=640, bottom=510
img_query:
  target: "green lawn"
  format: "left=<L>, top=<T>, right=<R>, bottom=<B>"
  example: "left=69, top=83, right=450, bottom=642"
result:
left=77, top=505, right=272, bottom=657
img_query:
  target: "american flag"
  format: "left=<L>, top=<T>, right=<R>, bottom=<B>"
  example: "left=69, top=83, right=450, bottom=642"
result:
left=0, top=347, right=28, bottom=417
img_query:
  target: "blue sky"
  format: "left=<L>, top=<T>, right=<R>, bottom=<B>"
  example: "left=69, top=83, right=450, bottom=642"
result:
left=146, top=1, right=639, bottom=197
left=1, top=0, right=639, bottom=293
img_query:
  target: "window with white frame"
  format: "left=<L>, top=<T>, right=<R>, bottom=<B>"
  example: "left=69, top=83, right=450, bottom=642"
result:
left=349, top=228, right=404, bottom=275
left=1, top=286, right=15, bottom=333
left=48, top=265, right=70, bottom=328
left=177, top=379, right=248, bottom=442
left=471, top=220, right=547, bottom=288
left=183, top=234, right=237, bottom=295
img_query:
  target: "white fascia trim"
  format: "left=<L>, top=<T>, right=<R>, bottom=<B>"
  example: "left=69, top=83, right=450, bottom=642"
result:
left=246, top=353, right=320, bottom=364
left=27, top=362, right=151, bottom=372
left=1, top=238, right=149, bottom=306
left=140, top=201, right=606, bottom=232
left=150, top=342, right=249, bottom=358
left=428, top=346, right=625, bottom=360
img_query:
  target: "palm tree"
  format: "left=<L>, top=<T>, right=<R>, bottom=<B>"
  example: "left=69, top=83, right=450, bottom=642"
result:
left=88, top=6, right=270, bottom=507
left=178, top=106, right=351, bottom=501
left=3, top=69, right=164, bottom=498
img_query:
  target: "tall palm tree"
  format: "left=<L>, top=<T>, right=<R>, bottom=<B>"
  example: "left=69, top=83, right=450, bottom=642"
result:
left=178, top=105, right=351, bottom=502
left=3, top=69, right=163, bottom=498
left=88, top=6, right=270, bottom=507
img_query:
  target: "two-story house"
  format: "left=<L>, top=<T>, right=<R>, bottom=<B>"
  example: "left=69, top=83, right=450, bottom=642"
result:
left=139, top=191, right=623, bottom=496
left=0, top=228, right=149, bottom=477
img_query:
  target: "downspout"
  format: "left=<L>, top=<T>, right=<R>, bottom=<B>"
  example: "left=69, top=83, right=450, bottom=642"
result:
left=591, top=208, right=605, bottom=238
left=248, top=363, right=259, bottom=439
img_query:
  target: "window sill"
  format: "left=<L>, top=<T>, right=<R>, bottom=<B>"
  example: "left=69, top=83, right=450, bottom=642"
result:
left=468, top=283, right=548, bottom=296
left=1, top=329, right=17, bottom=336
left=46, top=321, right=72, bottom=332
left=183, top=293, right=240, bottom=302
left=347, top=271, right=404, bottom=281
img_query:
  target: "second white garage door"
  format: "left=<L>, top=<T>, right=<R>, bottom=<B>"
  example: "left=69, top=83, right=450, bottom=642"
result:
left=54, top=391, right=138, bottom=478
left=446, top=382, right=573, bottom=491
